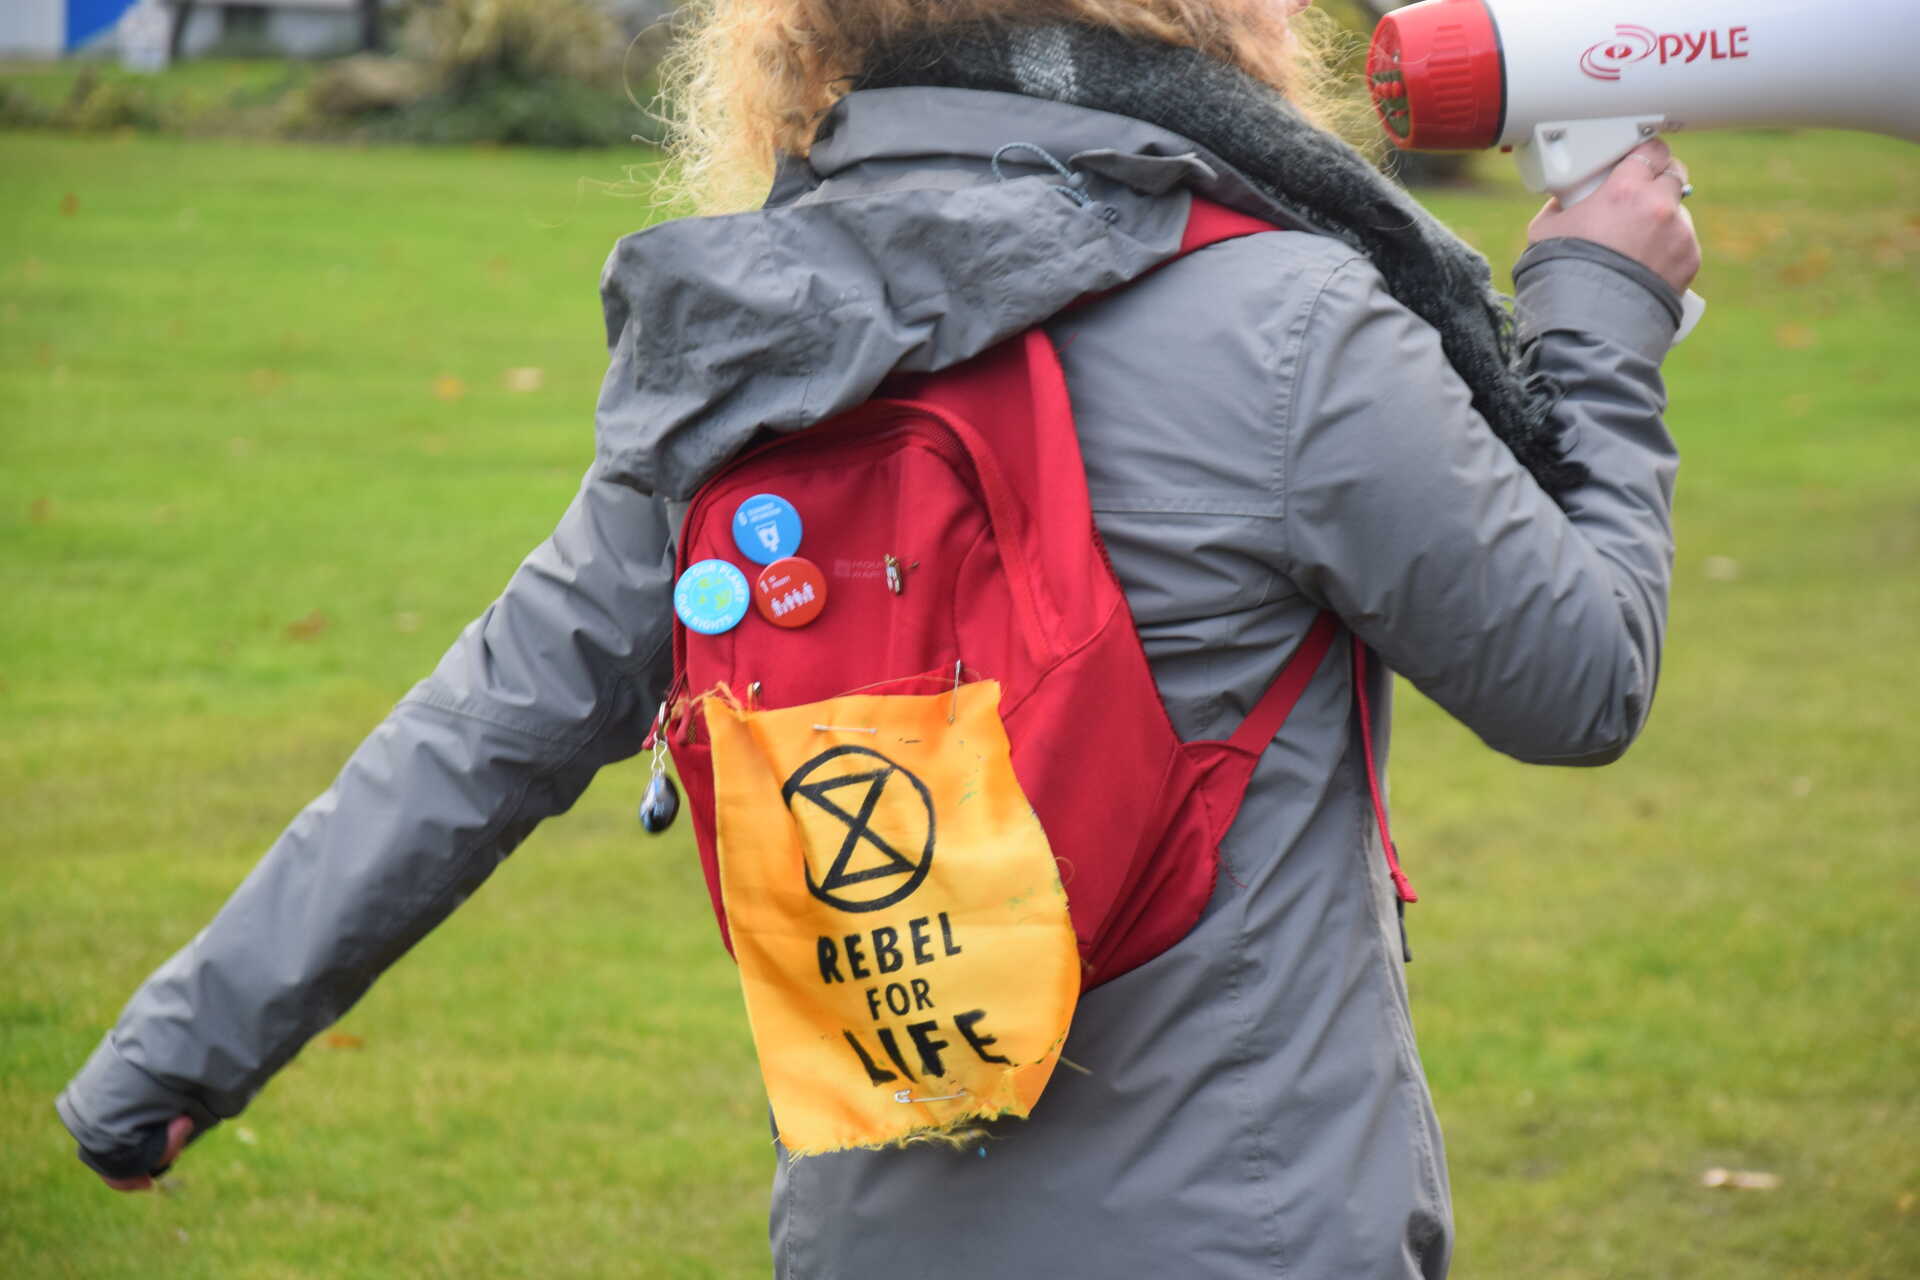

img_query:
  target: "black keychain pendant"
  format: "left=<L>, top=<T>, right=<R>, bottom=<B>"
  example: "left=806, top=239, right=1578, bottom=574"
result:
left=639, top=771, right=680, bottom=834
left=638, top=702, right=680, bottom=835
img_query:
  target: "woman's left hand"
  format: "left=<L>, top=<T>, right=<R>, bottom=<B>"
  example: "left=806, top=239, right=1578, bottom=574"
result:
left=1528, top=140, right=1701, bottom=294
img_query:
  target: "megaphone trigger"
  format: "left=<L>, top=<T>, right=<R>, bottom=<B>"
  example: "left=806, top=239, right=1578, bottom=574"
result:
left=1675, top=291, right=1708, bottom=346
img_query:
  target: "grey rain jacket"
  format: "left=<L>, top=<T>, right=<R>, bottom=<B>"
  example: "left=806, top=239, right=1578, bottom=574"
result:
left=59, top=88, right=1680, bottom=1279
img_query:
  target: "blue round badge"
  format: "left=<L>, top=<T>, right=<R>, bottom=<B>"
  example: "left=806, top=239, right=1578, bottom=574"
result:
left=731, top=493, right=804, bottom=565
left=674, top=559, right=751, bottom=635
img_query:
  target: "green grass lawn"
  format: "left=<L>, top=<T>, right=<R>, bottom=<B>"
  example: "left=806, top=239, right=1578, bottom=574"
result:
left=2, top=126, right=1916, bottom=1277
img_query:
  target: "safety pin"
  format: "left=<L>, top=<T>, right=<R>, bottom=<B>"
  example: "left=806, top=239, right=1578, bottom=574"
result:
left=949, top=659, right=963, bottom=723
left=747, top=681, right=763, bottom=710
left=893, top=1088, right=968, bottom=1104
left=812, top=724, right=879, bottom=735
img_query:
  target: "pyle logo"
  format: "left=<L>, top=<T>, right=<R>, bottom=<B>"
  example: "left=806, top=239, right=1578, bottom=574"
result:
left=1581, top=23, right=1751, bottom=81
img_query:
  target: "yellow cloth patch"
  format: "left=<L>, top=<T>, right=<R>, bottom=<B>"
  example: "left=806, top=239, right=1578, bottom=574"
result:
left=704, top=682, right=1079, bottom=1156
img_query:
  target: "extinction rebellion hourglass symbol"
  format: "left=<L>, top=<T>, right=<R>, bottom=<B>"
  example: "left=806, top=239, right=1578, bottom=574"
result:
left=782, top=747, right=936, bottom=913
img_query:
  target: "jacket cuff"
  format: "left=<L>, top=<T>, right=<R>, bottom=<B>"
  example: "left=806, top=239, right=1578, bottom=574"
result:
left=55, top=1033, right=220, bottom=1160
left=1512, top=238, right=1683, bottom=361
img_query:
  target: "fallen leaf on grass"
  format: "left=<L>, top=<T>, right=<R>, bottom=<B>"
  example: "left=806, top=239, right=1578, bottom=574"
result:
left=432, top=374, right=467, bottom=402
left=285, top=610, right=330, bottom=641
left=1780, top=247, right=1832, bottom=287
left=249, top=368, right=286, bottom=394
left=60, top=192, right=79, bottom=216
left=1703, top=212, right=1787, bottom=264
left=502, top=366, right=545, bottom=393
left=394, top=611, right=422, bottom=634
left=1702, top=1168, right=1781, bottom=1191
left=235, top=1126, right=258, bottom=1145
left=229, top=437, right=254, bottom=458
left=1898, top=1191, right=1915, bottom=1214
left=323, top=1031, right=365, bottom=1050
left=29, top=497, right=55, bottom=524
left=22, top=257, right=45, bottom=282
left=1703, top=556, right=1741, bottom=582
left=1774, top=323, right=1818, bottom=350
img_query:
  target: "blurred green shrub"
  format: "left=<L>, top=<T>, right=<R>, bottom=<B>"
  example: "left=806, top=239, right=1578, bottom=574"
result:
left=370, top=73, right=643, bottom=148
left=304, top=0, right=649, bottom=147
left=0, top=68, right=174, bottom=134
left=64, top=71, right=173, bottom=132
left=0, top=84, right=55, bottom=130
left=411, top=0, right=622, bottom=93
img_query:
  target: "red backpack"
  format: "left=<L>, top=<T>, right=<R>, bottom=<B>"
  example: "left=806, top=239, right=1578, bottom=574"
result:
left=658, top=199, right=1411, bottom=989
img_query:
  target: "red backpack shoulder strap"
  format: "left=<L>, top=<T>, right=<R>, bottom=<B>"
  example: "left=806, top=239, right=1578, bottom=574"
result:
left=1175, top=202, right=1422, bottom=920
left=1224, top=610, right=1342, bottom=756
left=1179, top=197, right=1287, bottom=254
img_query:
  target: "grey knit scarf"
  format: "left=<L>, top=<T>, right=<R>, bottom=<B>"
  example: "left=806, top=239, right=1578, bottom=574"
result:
left=854, top=24, right=1586, bottom=495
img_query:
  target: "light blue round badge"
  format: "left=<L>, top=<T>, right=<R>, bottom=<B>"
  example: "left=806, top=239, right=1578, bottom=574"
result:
left=674, top=559, right=750, bottom=635
left=732, top=493, right=803, bottom=565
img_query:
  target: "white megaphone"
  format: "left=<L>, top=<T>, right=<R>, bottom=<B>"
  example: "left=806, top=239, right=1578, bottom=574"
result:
left=1368, top=0, right=1920, bottom=338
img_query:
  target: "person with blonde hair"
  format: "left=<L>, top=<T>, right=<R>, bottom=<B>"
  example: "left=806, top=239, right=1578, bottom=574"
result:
left=59, top=2, right=1697, bottom=1275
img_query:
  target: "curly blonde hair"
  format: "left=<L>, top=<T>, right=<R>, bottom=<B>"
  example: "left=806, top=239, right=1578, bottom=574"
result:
left=657, top=0, right=1360, bottom=214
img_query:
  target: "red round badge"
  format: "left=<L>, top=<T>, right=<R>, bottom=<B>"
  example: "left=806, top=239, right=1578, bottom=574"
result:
left=753, top=556, right=828, bottom=628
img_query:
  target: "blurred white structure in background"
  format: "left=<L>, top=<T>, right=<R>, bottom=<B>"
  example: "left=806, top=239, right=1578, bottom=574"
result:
left=117, top=1, right=170, bottom=71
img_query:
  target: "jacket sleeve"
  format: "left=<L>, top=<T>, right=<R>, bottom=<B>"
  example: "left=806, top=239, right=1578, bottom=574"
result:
left=1278, top=240, right=1681, bottom=765
left=55, top=463, right=679, bottom=1162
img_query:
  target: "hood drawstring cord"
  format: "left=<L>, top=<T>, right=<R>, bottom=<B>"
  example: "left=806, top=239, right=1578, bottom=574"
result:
left=990, top=142, right=1120, bottom=223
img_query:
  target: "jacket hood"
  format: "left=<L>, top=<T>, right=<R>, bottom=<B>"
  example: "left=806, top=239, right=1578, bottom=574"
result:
left=592, top=87, right=1306, bottom=500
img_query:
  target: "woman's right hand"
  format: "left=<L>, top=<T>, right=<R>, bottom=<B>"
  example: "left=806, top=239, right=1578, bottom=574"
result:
left=1527, top=139, right=1702, bottom=295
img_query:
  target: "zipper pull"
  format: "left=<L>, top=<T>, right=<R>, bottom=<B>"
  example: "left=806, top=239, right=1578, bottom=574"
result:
left=1387, top=844, right=1415, bottom=964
